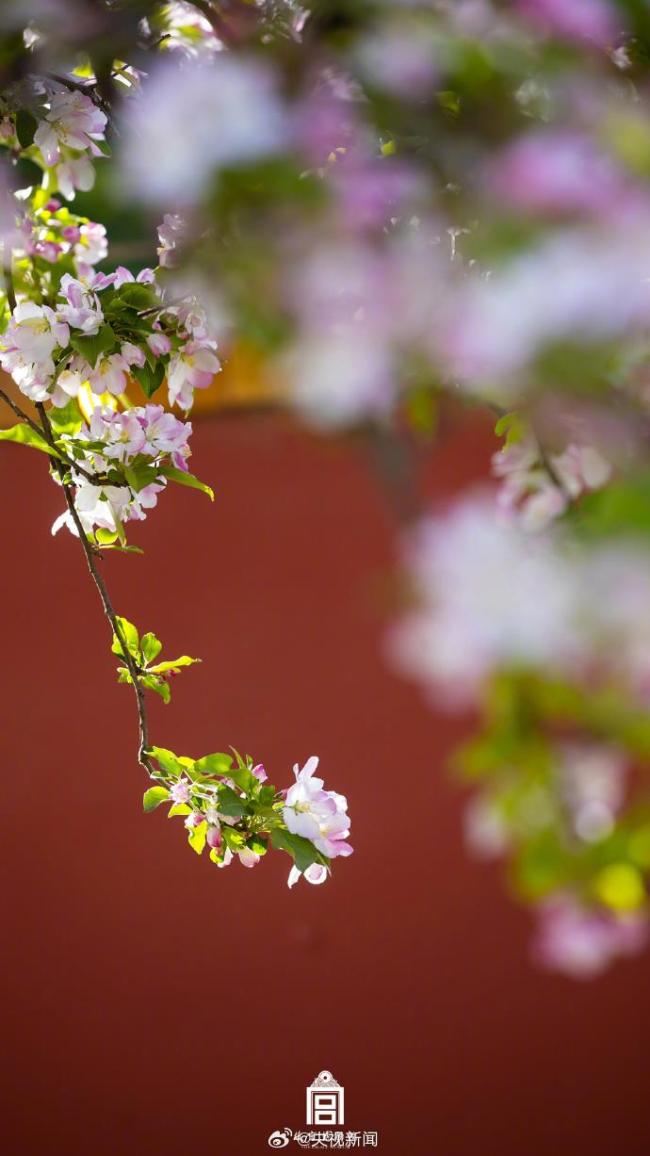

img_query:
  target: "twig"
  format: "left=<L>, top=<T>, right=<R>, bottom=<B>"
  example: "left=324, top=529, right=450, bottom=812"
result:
left=36, top=402, right=153, bottom=775
left=0, top=387, right=113, bottom=486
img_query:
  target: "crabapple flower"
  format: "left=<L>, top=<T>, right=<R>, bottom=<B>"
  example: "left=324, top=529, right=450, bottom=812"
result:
left=1, top=301, right=68, bottom=364
left=167, top=340, right=220, bottom=410
left=170, top=778, right=192, bottom=805
left=283, top=756, right=353, bottom=862
left=217, top=847, right=261, bottom=870
left=157, top=213, right=187, bottom=267
left=88, top=407, right=146, bottom=462
left=34, top=88, right=107, bottom=166
left=57, top=274, right=103, bottom=334
left=88, top=353, right=129, bottom=397
left=288, top=863, right=328, bottom=888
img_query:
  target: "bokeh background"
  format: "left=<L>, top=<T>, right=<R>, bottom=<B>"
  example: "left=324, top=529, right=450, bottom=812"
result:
left=1, top=397, right=650, bottom=1156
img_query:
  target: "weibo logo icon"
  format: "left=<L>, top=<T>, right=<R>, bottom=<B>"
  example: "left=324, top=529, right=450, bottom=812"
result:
left=268, top=1127, right=293, bottom=1148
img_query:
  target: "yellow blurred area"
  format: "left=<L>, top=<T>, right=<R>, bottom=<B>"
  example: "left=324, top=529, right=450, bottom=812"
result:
left=0, top=341, right=284, bottom=427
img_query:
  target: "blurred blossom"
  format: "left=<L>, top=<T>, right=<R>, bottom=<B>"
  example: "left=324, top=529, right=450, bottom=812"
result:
left=356, top=25, right=439, bottom=99
left=486, top=130, right=635, bottom=220
left=558, top=744, right=626, bottom=843
left=122, top=57, right=288, bottom=204
left=287, top=331, right=395, bottom=429
left=389, top=492, right=581, bottom=705
left=390, top=491, right=650, bottom=707
left=492, top=436, right=611, bottom=531
left=158, top=1, right=222, bottom=57
left=516, top=0, right=623, bottom=49
left=445, top=224, right=650, bottom=393
left=532, top=896, right=647, bottom=978
left=464, top=794, right=510, bottom=859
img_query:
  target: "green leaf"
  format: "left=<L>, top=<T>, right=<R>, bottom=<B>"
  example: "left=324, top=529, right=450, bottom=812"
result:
left=142, top=786, right=170, bottom=813
left=160, top=465, right=214, bottom=501
left=15, top=109, right=37, bottom=148
left=116, top=283, right=160, bottom=311
left=216, top=786, right=246, bottom=819
left=69, top=323, right=116, bottom=368
left=147, top=655, right=201, bottom=674
left=494, top=411, right=525, bottom=446
left=0, top=423, right=59, bottom=457
left=141, top=632, right=163, bottom=663
left=248, top=835, right=268, bottom=856
left=148, top=746, right=186, bottom=776
left=194, top=752, right=233, bottom=779
left=168, top=802, right=192, bottom=818
left=49, top=397, right=83, bottom=436
left=141, top=673, right=171, bottom=704
left=188, top=820, right=207, bottom=855
left=131, top=360, right=165, bottom=399
left=124, top=462, right=160, bottom=493
left=222, top=826, right=246, bottom=852
left=111, top=615, right=140, bottom=660
left=271, top=828, right=328, bottom=874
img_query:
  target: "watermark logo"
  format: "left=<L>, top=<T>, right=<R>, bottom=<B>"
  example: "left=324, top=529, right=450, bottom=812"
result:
left=267, top=1071, right=379, bottom=1150
left=307, top=1071, right=344, bottom=1127
left=268, top=1128, right=293, bottom=1149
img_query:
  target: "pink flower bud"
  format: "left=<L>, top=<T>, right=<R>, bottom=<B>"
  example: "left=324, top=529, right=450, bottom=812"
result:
left=206, top=824, right=222, bottom=849
left=147, top=332, right=172, bottom=357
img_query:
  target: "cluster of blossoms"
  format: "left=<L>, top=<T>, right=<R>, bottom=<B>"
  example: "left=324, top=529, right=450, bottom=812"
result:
left=492, top=429, right=612, bottom=532
left=8, top=0, right=650, bottom=965
left=143, top=747, right=352, bottom=887
left=0, top=266, right=219, bottom=413
left=53, top=403, right=193, bottom=538
left=0, top=8, right=357, bottom=905
left=391, top=489, right=650, bottom=973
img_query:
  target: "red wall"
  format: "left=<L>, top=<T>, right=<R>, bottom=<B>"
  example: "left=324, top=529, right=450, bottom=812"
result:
left=1, top=412, right=650, bottom=1156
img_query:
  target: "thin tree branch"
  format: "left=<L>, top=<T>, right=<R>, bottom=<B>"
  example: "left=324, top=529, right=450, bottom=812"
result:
left=36, top=402, right=154, bottom=775
left=0, top=387, right=113, bottom=485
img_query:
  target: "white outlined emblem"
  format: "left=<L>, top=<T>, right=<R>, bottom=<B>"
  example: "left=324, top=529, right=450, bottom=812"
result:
left=306, top=1071, right=345, bottom=1126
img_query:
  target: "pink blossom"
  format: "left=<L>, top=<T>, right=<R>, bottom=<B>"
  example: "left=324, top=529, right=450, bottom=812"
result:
left=206, top=823, right=222, bottom=850
left=120, top=342, right=146, bottom=369
left=283, top=756, right=353, bottom=861
left=488, top=131, right=630, bottom=219
left=170, top=778, right=192, bottom=804
left=34, top=88, right=107, bottom=166
left=167, top=341, right=220, bottom=410
left=146, top=332, right=172, bottom=357
left=288, top=863, right=328, bottom=888
left=58, top=274, right=103, bottom=334
left=88, top=353, right=129, bottom=397
left=88, top=407, right=146, bottom=461
left=532, top=895, right=647, bottom=978
left=517, top=0, right=623, bottom=49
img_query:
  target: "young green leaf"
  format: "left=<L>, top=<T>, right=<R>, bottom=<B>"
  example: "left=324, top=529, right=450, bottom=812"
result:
left=143, top=785, right=170, bottom=812
left=148, top=746, right=187, bottom=776
left=147, top=655, right=201, bottom=674
left=0, top=423, right=60, bottom=457
left=160, top=465, right=214, bottom=501
left=271, top=828, right=329, bottom=874
left=188, top=820, right=207, bottom=855
left=194, top=752, right=233, bottom=778
left=141, top=632, right=163, bottom=663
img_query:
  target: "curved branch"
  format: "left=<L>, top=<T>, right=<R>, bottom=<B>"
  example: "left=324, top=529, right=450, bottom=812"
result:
left=36, top=402, right=153, bottom=775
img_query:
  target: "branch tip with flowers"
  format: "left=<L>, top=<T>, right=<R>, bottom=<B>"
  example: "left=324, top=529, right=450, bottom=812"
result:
left=0, top=38, right=352, bottom=890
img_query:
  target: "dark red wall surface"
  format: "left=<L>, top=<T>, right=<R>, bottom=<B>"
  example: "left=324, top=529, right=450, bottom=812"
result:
left=1, top=412, right=650, bottom=1156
